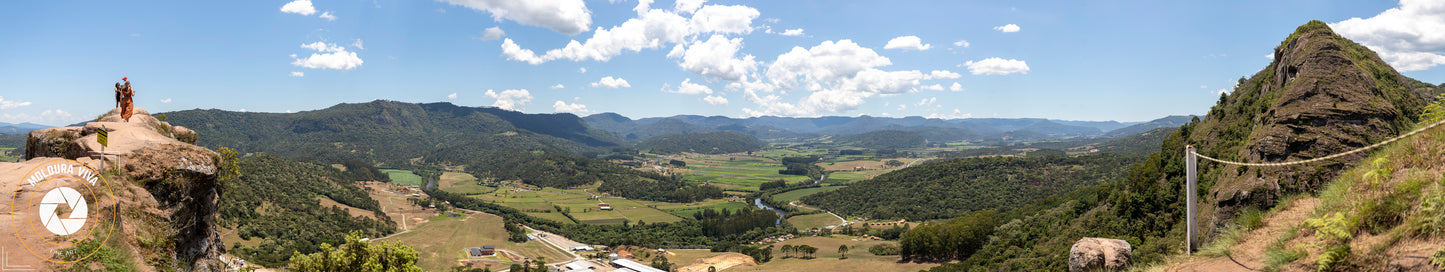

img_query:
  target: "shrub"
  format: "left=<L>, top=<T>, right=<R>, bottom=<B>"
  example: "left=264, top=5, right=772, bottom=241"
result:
left=868, top=244, right=900, bottom=256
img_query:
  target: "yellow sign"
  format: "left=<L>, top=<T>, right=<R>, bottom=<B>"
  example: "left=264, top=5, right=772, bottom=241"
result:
left=96, top=129, right=108, bottom=147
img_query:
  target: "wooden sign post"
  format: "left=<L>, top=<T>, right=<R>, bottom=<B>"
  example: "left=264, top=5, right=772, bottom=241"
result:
left=97, top=128, right=109, bottom=171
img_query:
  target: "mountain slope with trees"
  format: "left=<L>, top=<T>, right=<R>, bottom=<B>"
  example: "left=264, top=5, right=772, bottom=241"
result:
left=639, top=131, right=764, bottom=154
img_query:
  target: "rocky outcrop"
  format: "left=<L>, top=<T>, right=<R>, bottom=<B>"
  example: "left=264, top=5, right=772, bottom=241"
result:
left=1068, top=237, right=1131, bottom=272
left=5, top=107, right=224, bottom=271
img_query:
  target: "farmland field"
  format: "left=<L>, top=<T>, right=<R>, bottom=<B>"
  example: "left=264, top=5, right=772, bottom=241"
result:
left=377, top=212, right=570, bottom=272
left=438, top=172, right=495, bottom=195
left=773, top=186, right=846, bottom=203
left=787, top=213, right=842, bottom=230
left=380, top=169, right=424, bottom=186
left=680, top=154, right=812, bottom=190
left=469, top=186, right=684, bottom=225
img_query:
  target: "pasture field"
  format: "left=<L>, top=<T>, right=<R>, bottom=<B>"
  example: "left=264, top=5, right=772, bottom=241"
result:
left=680, top=155, right=811, bottom=190
left=786, top=213, right=842, bottom=230
left=772, top=186, right=845, bottom=203
left=0, top=147, right=17, bottom=162
left=438, top=172, right=495, bottom=195
left=468, top=185, right=684, bottom=225
left=741, top=236, right=932, bottom=272
left=661, top=201, right=750, bottom=218
left=379, top=169, right=424, bottom=186
left=377, top=212, right=570, bottom=272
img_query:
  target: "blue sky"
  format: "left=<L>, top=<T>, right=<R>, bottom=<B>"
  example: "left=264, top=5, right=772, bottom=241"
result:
left=3, top=0, right=1444, bottom=126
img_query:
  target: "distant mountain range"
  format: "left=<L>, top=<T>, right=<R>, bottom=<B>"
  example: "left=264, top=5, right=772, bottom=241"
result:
left=583, top=112, right=1197, bottom=142
left=0, top=122, right=50, bottom=135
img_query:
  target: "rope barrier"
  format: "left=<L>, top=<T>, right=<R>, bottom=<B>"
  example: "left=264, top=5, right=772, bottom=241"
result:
left=1189, top=118, right=1445, bottom=167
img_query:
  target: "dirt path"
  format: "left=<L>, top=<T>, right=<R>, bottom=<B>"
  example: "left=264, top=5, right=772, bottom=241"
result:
left=1165, top=197, right=1320, bottom=272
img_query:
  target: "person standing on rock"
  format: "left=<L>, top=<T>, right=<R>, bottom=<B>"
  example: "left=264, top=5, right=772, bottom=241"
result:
left=117, top=77, right=135, bottom=122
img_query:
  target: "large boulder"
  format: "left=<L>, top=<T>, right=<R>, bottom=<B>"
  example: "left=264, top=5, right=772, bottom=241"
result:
left=1069, top=237, right=1132, bottom=272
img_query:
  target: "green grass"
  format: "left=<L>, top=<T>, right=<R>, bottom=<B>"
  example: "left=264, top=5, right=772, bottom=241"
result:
left=681, top=154, right=813, bottom=190
left=774, top=186, right=846, bottom=203
left=787, top=213, right=843, bottom=230
left=469, top=186, right=684, bottom=225
left=377, top=213, right=569, bottom=272
left=379, top=169, right=424, bottom=186
left=438, top=172, right=495, bottom=195
left=0, top=148, right=17, bottom=162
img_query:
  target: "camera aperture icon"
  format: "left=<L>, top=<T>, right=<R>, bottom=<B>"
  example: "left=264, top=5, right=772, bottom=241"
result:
left=37, top=187, right=88, bottom=236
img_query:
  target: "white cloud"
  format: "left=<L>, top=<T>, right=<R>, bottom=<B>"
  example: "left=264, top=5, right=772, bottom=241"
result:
left=633, top=0, right=654, bottom=16
left=293, top=42, right=364, bottom=71
left=703, top=95, right=728, bottom=105
left=663, top=78, right=714, bottom=94
left=921, top=84, right=944, bottom=91
left=675, top=0, right=706, bottom=14
left=578, top=67, right=587, bottom=73
left=923, top=70, right=962, bottom=80
left=779, top=28, right=804, bottom=36
left=440, top=0, right=593, bottom=35
left=160, top=98, right=172, bottom=103
left=281, top=0, right=317, bottom=15
left=1265, top=53, right=1274, bottom=59
left=290, top=71, right=305, bottom=77
left=239, top=109, right=247, bottom=113
left=917, top=97, right=937, bottom=106
left=1330, top=0, right=1445, bottom=71
left=953, top=40, right=970, bottom=47
left=481, top=27, right=506, bottom=41
left=747, top=40, right=926, bottom=116
left=897, top=104, right=907, bottom=111
left=949, top=82, right=964, bottom=92
left=484, top=89, right=533, bottom=111
left=0, top=96, right=33, bottom=109
left=553, top=100, right=590, bottom=113
left=300, top=42, right=345, bottom=52
left=963, top=57, right=1029, bottom=75
left=591, top=76, right=631, bottom=88
left=673, top=34, right=759, bottom=81
left=499, top=3, right=758, bottom=64
left=993, top=24, right=1020, bottom=33
left=351, top=39, right=364, bottom=50
left=928, top=109, right=972, bottom=119
left=550, top=83, right=565, bottom=89
left=448, top=92, right=458, bottom=100
left=319, top=11, right=337, bottom=21
left=1214, top=88, right=1230, bottom=96
left=883, top=36, right=931, bottom=51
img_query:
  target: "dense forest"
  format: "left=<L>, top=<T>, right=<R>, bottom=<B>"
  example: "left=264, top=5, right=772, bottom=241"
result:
left=801, top=154, right=1138, bottom=221
left=429, top=143, right=723, bottom=202
left=638, top=131, right=763, bottom=154
left=831, top=130, right=925, bottom=149
left=219, top=154, right=397, bottom=268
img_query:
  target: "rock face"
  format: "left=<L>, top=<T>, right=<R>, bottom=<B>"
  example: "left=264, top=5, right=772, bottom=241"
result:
left=5, top=107, right=224, bottom=271
left=1068, top=237, right=1132, bottom=272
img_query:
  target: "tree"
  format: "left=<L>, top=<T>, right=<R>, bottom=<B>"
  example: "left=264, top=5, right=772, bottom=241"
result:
left=708, top=266, right=716, bottom=272
left=885, top=160, right=904, bottom=167
left=780, top=244, right=794, bottom=258
left=289, top=231, right=424, bottom=272
left=650, top=254, right=673, bottom=271
left=838, top=245, right=849, bottom=259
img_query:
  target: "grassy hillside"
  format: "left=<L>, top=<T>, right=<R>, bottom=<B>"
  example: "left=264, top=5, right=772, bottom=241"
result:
left=914, top=21, right=1443, bottom=271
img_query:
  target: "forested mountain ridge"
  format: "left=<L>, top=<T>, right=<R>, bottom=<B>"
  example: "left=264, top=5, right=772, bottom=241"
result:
left=920, top=21, right=1445, bottom=271
left=639, top=131, right=764, bottom=154
left=582, top=113, right=1191, bottom=141
left=164, top=100, right=623, bottom=166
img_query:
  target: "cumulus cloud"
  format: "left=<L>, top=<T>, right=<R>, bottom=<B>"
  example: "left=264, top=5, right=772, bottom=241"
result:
left=921, top=84, right=944, bottom=91
left=319, top=11, right=337, bottom=21
left=633, top=0, right=654, bottom=16
left=293, top=42, right=364, bottom=70
left=290, top=71, right=305, bottom=77
left=994, top=24, right=1020, bottom=33
left=778, top=28, right=804, bottom=36
left=484, top=89, right=533, bottom=111
left=674, top=0, right=706, bottom=14
left=883, top=36, right=931, bottom=51
left=743, top=40, right=925, bottom=116
left=591, top=76, right=631, bottom=88
left=481, top=27, right=506, bottom=41
left=963, top=57, right=1029, bottom=75
left=578, top=67, right=587, bottom=73
left=704, top=95, right=728, bottom=105
left=950, top=82, right=964, bottom=92
left=953, top=40, right=970, bottom=47
left=553, top=100, right=590, bottom=113
left=499, top=3, right=759, bottom=64
left=0, top=96, right=33, bottom=109
left=351, top=39, right=364, bottom=50
left=917, top=97, right=937, bottom=106
left=448, top=92, right=458, bottom=100
left=673, top=34, right=759, bottom=81
left=924, top=70, right=962, bottom=80
left=928, top=109, right=972, bottom=119
left=281, top=0, right=317, bottom=15
left=160, top=98, right=172, bottom=103
left=1330, top=0, right=1445, bottom=71
left=663, top=78, right=714, bottom=94
left=550, top=83, right=565, bottom=89
left=441, top=0, right=592, bottom=35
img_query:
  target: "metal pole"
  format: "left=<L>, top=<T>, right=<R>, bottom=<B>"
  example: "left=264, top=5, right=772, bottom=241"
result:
left=1185, top=145, right=1197, bottom=255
